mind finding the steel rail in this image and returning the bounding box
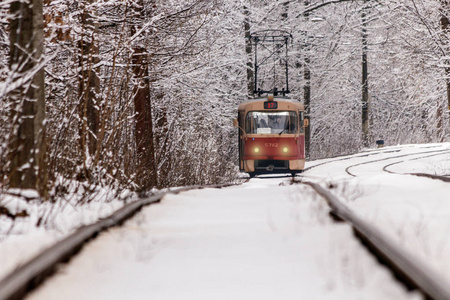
[382,152,450,183]
[0,183,236,300]
[305,181,450,300]
[404,173,450,182]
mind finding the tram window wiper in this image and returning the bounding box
[278,128,287,135]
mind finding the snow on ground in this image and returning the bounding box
[3,142,450,299]
[27,176,419,299]
[0,182,134,280]
[306,142,450,286]
[345,174,450,276]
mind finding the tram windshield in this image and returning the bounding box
[245,111,299,134]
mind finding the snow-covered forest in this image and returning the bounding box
[0,0,450,205]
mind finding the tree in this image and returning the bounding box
[7,0,47,197]
[361,1,369,147]
[131,23,157,190]
[77,0,100,173]
[4,0,450,202]
[303,0,312,158]
[440,0,450,122]
[244,5,254,98]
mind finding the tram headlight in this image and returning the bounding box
[282,147,289,153]
[254,147,260,153]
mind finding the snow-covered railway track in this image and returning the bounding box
[303,144,444,174]
[2,144,449,300]
[344,148,450,178]
[304,181,450,300]
[0,184,235,300]
[382,152,450,182]
[303,148,402,172]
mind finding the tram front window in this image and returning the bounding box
[245,111,298,134]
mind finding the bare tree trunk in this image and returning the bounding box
[8,0,47,197]
[303,0,311,158]
[154,93,169,188]
[361,3,370,147]
[78,1,100,170]
[437,102,444,141]
[440,0,450,137]
[244,6,254,98]
[132,46,157,191]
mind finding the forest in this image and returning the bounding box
[0,0,449,211]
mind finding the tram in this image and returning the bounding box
[234,95,308,177]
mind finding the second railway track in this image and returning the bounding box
[344,148,450,178]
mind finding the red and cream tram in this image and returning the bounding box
[234,95,308,177]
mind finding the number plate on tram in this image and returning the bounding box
[264,101,278,109]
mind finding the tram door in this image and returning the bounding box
[238,111,245,171]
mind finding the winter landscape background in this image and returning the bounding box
[1,0,450,224]
[2,1,450,299]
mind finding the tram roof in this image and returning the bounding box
[238,96,304,111]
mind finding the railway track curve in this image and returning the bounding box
[344,148,450,178]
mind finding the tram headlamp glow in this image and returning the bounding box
[254,147,260,153]
[282,147,289,153]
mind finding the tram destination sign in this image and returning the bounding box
[264,101,278,109]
